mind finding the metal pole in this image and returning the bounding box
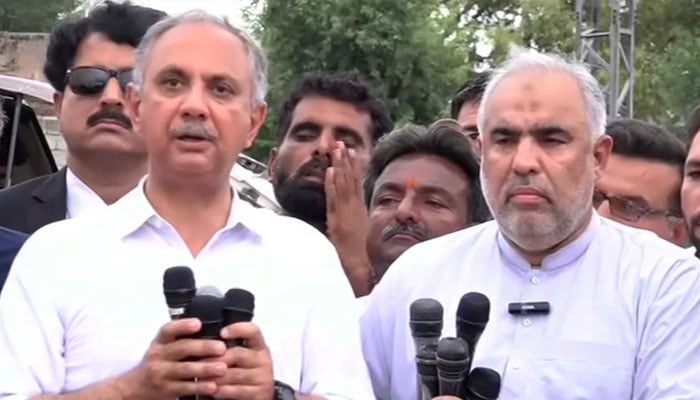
[4,93,22,188]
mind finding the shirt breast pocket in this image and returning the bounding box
[509,340,635,400]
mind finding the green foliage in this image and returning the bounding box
[0,0,82,32]
[247,0,475,161]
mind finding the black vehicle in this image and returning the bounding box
[0,75,57,189]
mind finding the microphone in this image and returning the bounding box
[410,298,443,353]
[410,299,443,400]
[184,294,224,340]
[181,294,224,400]
[222,288,255,348]
[415,347,439,400]
[197,285,223,298]
[436,337,469,398]
[163,266,196,320]
[456,292,490,373]
[465,367,501,400]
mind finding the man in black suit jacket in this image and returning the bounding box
[0,2,166,234]
[0,226,27,291]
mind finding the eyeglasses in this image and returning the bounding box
[592,189,682,222]
[65,66,134,96]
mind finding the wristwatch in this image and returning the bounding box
[274,380,296,400]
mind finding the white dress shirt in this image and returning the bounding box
[361,212,700,400]
[65,167,108,219]
[0,179,373,400]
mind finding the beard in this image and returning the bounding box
[481,168,594,253]
[272,156,331,233]
[685,216,700,257]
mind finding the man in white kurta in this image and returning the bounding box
[360,48,700,400]
[0,11,373,400]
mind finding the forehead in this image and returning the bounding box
[376,154,470,190]
[144,22,251,79]
[599,154,681,199]
[483,69,588,131]
[74,33,135,69]
[290,96,372,129]
[688,132,700,159]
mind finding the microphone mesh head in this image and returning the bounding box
[410,298,443,321]
[185,295,223,323]
[163,266,195,291]
[467,367,501,399]
[197,285,223,298]
[224,288,255,313]
[436,337,469,361]
[163,266,196,308]
[457,292,490,323]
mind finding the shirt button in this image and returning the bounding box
[531,276,540,285]
[522,318,532,327]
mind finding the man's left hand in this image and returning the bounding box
[213,322,275,400]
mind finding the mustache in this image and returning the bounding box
[294,155,331,180]
[171,120,217,141]
[86,107,132,129]
[382,221,429,242]
[504,176,552,200]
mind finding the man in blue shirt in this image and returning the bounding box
[0,226,26,291]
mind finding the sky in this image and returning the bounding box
[130,0,250,24]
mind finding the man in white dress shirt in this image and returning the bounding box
[360,48,700,400]
[0,11,373,400]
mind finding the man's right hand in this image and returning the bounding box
[119,318,228,400]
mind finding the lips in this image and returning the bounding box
[93,118,130,129]
[387,230,424,241]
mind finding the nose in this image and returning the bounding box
[99,78,125,108]
[394,195,419,224]
[313,130,335,157]
[511,137,541,176]
[179,83,209,120]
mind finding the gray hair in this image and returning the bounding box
[133,10,268,106]
[477,47,607,139]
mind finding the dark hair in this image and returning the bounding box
[606,118,686,209]
[43,1,166,92]
[606,119,686,168]
[364,119,490,224]
[686,104,700,145]
[450,71,491,119]
[275,71,393,145]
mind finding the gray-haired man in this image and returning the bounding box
[0,11,372,400]
[361,48,700,400]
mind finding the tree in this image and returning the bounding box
[246,0,478,161]
[455,0,700,138]
[0,0,82,32]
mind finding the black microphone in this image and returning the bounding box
[410,298,443,400]
[436,337,470,398]
[410,298,443,353]
[465,367,501,400]
[415,347,439,400]
[180,294,224,400]
[163,266,196,320]
[456,292,490,373]
[222,288,255,348]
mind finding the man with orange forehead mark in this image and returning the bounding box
[363,119,489,283]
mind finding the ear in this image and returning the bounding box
[244,103,268,149]
[126,83,142,134]
[53,92,64,118]
[593,134,613,181]
[267,147,278,182]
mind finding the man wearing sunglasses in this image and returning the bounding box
[595,119,688,246]
[0,1,166,234]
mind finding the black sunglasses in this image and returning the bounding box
[593,189,682,222]
[65,66,134,96]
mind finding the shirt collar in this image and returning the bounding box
[496,210,600,273]
[65,167,108,219]
[113,176,266,239]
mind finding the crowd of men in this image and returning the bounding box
[0,1,699,399]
